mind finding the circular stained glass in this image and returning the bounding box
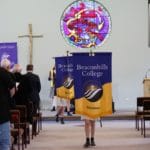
[60,0,112,49]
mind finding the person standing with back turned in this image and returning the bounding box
[0,58,15,150]
[25,64,41,121]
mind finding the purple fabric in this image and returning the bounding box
[0,42,18,68]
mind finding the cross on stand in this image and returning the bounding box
[18,24,43,64]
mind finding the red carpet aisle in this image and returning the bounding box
[25,120,150,150]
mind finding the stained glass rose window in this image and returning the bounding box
[60,0,112,49]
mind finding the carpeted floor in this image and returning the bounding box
[24,120,150,150]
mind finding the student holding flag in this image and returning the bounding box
[73,53,112,148]
[54,56,74,124]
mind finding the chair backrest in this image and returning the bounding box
[10,109,20,124]
[137,97,150,111]
[15,105,27,122]
[10,109,24,150]
[143,100,150,112]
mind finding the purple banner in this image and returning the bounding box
[0,42,18,68]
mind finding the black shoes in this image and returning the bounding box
[83,138,96,148]
[91,140,96,146]
[83,141,90,148]
[60,118,65,124]
[91,137,96,146]
[83,141,96,148]
[67,111,72,116]
[56,115,65,124]
[55,115,59,122]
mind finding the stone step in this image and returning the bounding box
[41,110,135,121]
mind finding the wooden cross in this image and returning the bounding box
[18,24,43,64]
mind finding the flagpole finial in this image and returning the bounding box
[66,50,69,56]
[89,49,94,56]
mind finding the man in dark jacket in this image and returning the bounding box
[25,64,41,115]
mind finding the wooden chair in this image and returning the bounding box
[141,100,150,137]
[135,97,150,130]
[10,109,24,150]
[135,97,145,130]
[15,105,30,147]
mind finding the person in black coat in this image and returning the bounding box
[0,58,15,149]
[25,64,41,115]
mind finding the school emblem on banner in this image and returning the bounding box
[55,56,74,100]
[73,53,112,119]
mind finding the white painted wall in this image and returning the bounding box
[0,0,149,110]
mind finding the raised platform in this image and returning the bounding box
[41,110,135,121]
